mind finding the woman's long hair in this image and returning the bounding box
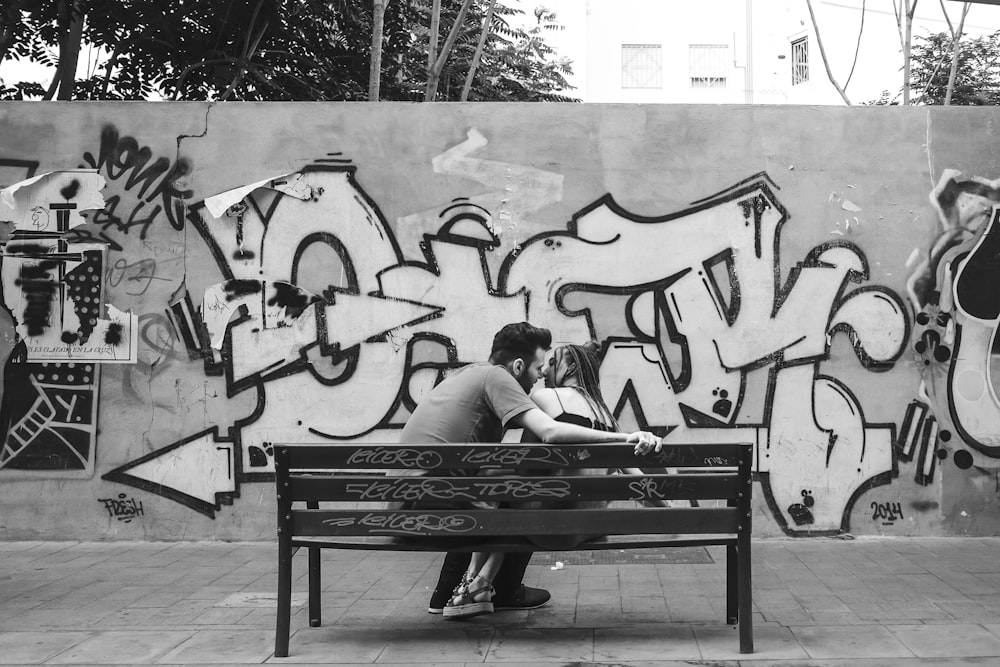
[553,341,619,430]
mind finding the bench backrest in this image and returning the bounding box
[274,442,752,540]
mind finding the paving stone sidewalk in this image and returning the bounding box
[1,537,999,665]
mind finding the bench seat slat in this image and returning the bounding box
[280,442,747,470]
[290,507,739,537]
[287,473,740,502]
[291,533,737,551]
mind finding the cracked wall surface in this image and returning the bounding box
[0,102,998,540]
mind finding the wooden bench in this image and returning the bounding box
[273,441,753,657]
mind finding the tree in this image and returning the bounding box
[2,0,368,101]
[806,0,986,107]
[427,4,576,102]
[0,0,576,102]
[910,29,1000,105]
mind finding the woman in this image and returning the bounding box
[444,341,654,618]
[522,341,624,548]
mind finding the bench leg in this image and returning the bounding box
[309,546,322,627]
[726,542,738,625]
[275,537,293,658]
[737,535,754,654]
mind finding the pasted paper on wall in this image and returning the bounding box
[0,170,106,232]
[1,169,138,363]
[203,172,312,218]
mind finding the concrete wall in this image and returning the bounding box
[0,102,997,540]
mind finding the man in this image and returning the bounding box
[398,322,661,614]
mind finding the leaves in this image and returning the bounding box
[868,30,1000,106]
[0,0,577,102]
[908,30,1000,105]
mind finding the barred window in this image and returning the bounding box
[690,44,728,88]
[622,44,662,88]
[792,37,809,85]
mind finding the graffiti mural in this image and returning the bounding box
[904,171,1000,497]
[92,130,910,535]
[12,105,1000,540]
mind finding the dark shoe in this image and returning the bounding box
[428,591,447,614]
[429,552,474,614]
[493,585,550,611]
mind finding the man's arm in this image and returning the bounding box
[508,407,661,454]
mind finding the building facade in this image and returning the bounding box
[543,0,999,105]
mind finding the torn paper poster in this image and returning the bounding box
[24,304,138,363]
[1,239,138,363]
[203,172,312,219]
[2,241,105,344]
[0,170,105,233]
[202,278,322,350]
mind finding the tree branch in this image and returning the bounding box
[218,63,247,101]
[843,0,866,90]
[252,62,329,100]
[938,0,955,38]
[913,46,952,105]
[55,0,84,100]
[461,0,497,101]
[903,0,916,103]
[171,58,237,100]
[427,0,441,77]
[369,0,389,100]
[220,7,269,102]
[893,0,905,50]
[945,3,970,105]
[805,0,851,105]
[243,0,266,56]
[98,40,123,99]
[425,0,474,100]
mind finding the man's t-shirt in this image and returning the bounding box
[399,362,536,445]
[391,362,536,523]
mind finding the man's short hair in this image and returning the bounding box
[489,322,552,365]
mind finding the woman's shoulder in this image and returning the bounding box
[533,386,592,415]
[529,387,562,414]
[529,386,558,402]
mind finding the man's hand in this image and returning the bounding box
[626,431,662,455]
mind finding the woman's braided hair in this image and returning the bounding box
[554,341,618,430]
